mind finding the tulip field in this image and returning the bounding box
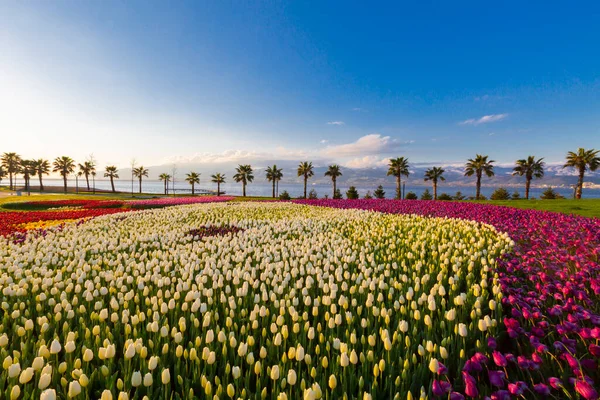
[0,198,598,399]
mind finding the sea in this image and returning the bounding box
[2,178,599,199]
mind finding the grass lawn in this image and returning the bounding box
[475,198,600,218]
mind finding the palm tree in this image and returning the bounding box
[1,152,22,190]
[265,165,283,198]
[32,159,51,191]
[512,156,545,200]
[159,173,171,195]
[133,166,149,194]
[78,161,96,191]
[297,161,314,199]
[20,160,36,191]
[104,166,119,193]
[185,172,201,195]
[324,164,342,198]
[464,154,495,200]
[424,167,446,200]
[233,165,254,197]
[0,166,5,186]
[53,156,76,193]
[563,148,600,199]
[387,157,410,199]
[211,173,226,196]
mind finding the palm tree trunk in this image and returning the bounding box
[39,173,44,191]
[525,178,531,200]
[9,172,13,190]
[164,180,167,195]
[433,181,437,200]
[272,181,275,198]
[304,177,308,199]
[333,179,337,198]
[192,183,195,195]
[476,175,481,199]
[576,167,585,199]
[243,182,246,197]
[85,175,90,191]
[396,176,401,199]
[110,177,115,193]
[217,183,221,196]
[63,175,67,193]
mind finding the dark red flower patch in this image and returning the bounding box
[187,225,244,240]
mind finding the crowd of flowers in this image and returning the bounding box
[0,197,234,238]
[128,196,234,209]
[0,202,510,399]
[295,199,600,399]
[0,208,132,237]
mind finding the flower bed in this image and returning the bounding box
[0,197,236,237]
[1,199,125,211]
[0,208,133,237]
[128,196,235,209]
[295,199,600,399]
[0,202,510,399]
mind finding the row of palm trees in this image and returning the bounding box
[1,148,598,199]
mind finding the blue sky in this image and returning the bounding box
[1,1,599,170]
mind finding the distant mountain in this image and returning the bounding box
[119,161,599,189]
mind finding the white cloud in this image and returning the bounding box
[344,156,390,169]
[460,114,508,125]
[320,134,403,158]
[327,121,345,125]
[320,139,329,144]
[162,148,310,165]
[352,107,367,112]
[489,132,496,136]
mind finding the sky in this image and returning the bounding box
[1,1,599,174]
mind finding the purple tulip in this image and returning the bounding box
[534,383,551,396]
[508,381,527,396]
[462,371,478,398]
[490,390,510,400]
[432,380,452,396]
[575,380,599,400]
[548,377,563,389]
[488,370,505,387]
[492,351,507,367]
[589,344,600,358]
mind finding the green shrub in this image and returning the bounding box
[511,191,521,200]
[490,187,510,200]
[279,191,291,200]
[373,185,386,199]
[308,189,318,199]
[333,189,342,199]
[405,192,418,200]
[540,187,565,200]
[437,193,452,201]
[346,186,359,199]
[453,191,466,200]
[363,191,373,199]
[421,189,433,200]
